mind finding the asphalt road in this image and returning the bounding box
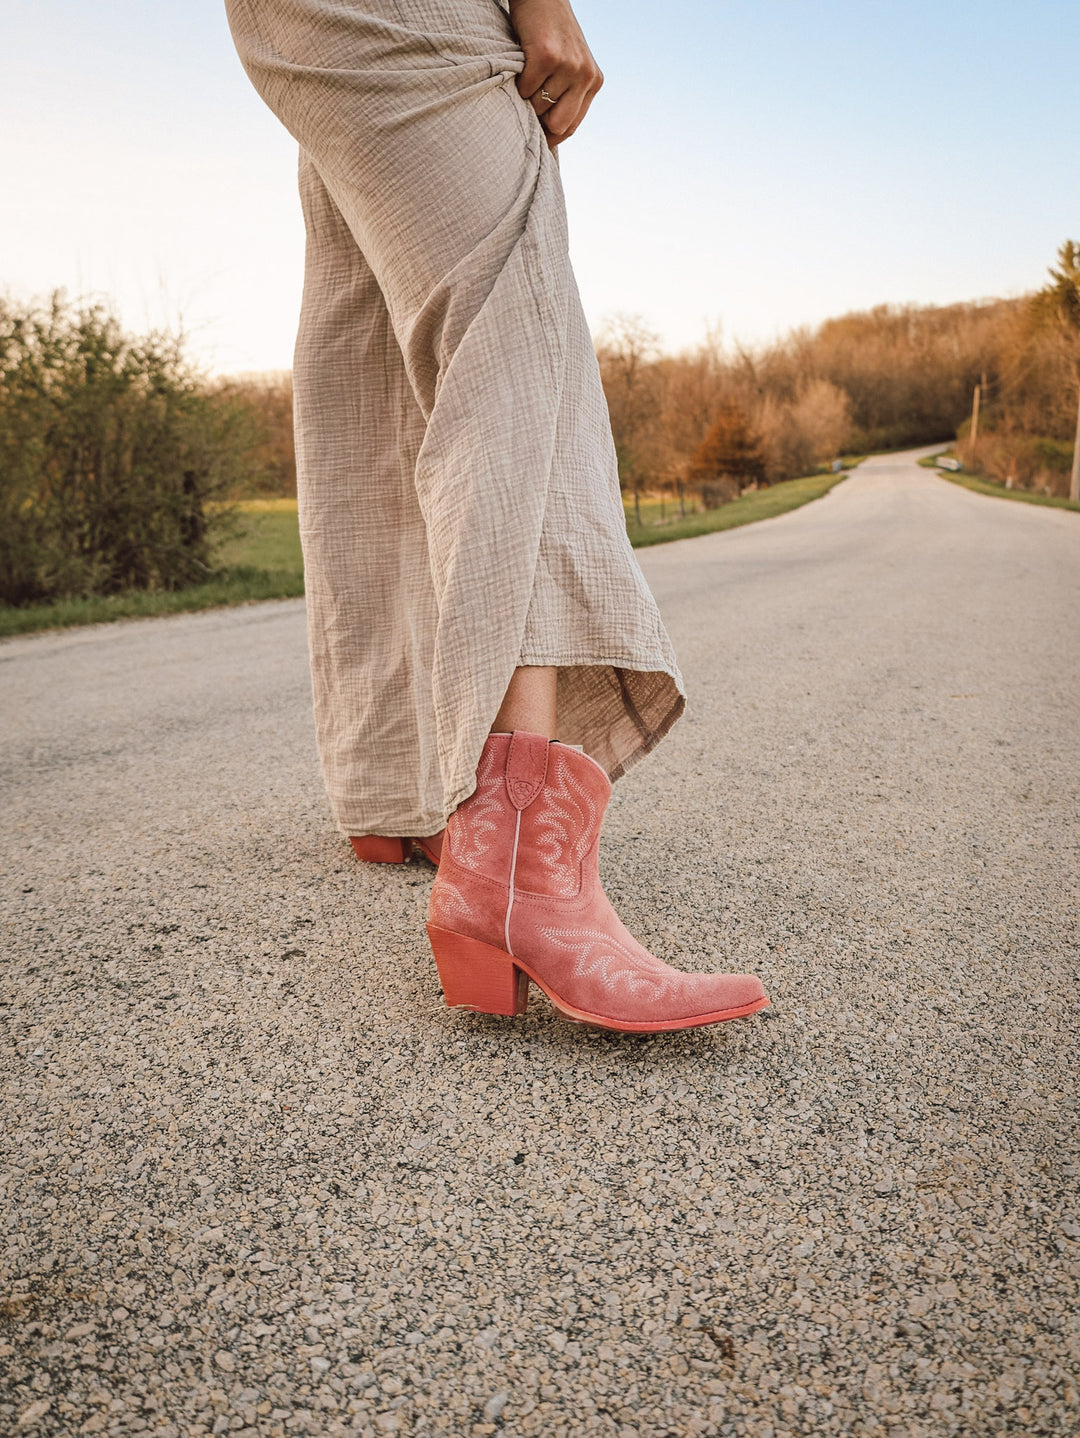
[2,448,1078,1437]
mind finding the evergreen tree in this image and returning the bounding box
[688,405,766,496]
[1032,240,1080,330]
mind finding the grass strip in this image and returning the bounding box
[0,569,305,640]
[920,454,1080,512]
[625,470,848,547]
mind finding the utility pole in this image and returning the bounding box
[1070,384,1080,504]
[970,383,981,452]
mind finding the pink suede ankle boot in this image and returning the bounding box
[427,731,769,1032]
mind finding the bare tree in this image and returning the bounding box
[595,313,663,525]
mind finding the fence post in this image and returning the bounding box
[1071,384,1080,505]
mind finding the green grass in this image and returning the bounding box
[213,501,305,572]
[1,471,852,638]
[920,453,1080,513]
[625,470,849,547]
[0,569,306,639]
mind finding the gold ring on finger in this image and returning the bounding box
[539,88,556,105]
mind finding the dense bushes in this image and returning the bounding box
[0,295,263,606]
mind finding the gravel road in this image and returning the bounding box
[2,448,1078,1437]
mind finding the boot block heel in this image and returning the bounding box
[426,924,529,1016]
[350,835,412,864]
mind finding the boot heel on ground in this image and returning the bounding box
[426,924,529,1016]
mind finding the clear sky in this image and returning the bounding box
[3,0,1078,374]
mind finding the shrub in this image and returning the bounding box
[957,426,1074,497]
[756,379,851,484]
[0,294,259,606]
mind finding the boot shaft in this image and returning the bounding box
[441,731,611,900]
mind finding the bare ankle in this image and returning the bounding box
[490,665,557,739]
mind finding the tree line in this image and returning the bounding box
[600,240,1080,512]
[1,243,1076,606]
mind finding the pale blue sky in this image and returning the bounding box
[3,0,1077,373]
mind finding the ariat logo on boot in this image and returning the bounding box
[505,732,549,808]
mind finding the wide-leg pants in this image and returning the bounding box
[225,0,685,835]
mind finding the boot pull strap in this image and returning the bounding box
[505,731,549,810]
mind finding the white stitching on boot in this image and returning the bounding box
[451,743,503,872]
[505,809,521,957]
[532,750,597,897]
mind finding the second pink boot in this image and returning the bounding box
[350,832,444,866]
[427,732,769,1032]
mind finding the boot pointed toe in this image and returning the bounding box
[689,971,769,1020]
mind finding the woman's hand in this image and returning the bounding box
[507,0,603,147]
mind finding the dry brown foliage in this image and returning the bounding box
[955,243,1080,496]
[595,243,1080,505]
[211,371,296,496]
[688,405,765,504]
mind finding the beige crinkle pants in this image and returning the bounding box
[225,0,685,836]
